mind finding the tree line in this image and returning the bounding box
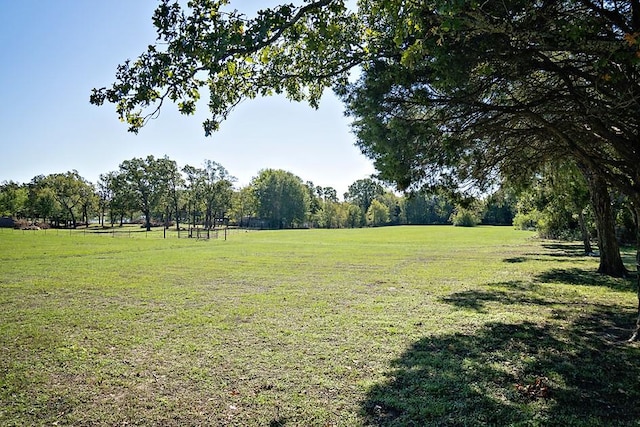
[2,154,637,246]
[0,155,471,231]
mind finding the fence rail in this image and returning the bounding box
[0,225,245,240]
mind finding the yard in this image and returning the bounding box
[1,226,638,426]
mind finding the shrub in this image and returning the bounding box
[450,208,481,227]
[513,210,542,231]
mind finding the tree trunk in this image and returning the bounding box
[69,209,77,229]
[84,205,90,228]
[189,202,196,230]
[206,207,212,230]
[175,200,181,231]
[578,210,592,254]
[144,210,151,231]
[584,168,627,277]
[628,205,640,342]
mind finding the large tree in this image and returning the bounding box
[402,190,453,225]
[0,181,27,218]
[340,0,637,276]
[42,171,93,228]
[183,160,235,229]
[251,169,309,229]
[314,185,341,228]
[344,177,385,215]
[183,164,206,228]
[200,160,235,229]
[25,175,58,225]
[102,171,137,227]
[157,156,185,231]
[119,155,174,231]
[229,185,257,227]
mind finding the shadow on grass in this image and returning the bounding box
[538,268,635,293]
[533,242,636,265]
[441,281,552,312]
[541,242,589,256]
[503,252,592,265]
[505,242,595,264]
[361,306,640,426]
[503,256,527,263]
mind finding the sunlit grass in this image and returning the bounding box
[1,226,638,425]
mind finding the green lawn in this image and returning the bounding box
[0,226,639,426]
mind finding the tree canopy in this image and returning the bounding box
[91,0,639,193]
[251,169,309,228]
[90,0,362,135]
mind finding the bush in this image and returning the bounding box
[450,208,481,227]
[513,209,583,240]
[513,210,542,231]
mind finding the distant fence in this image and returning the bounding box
[187,227,226,240]
[0,226,245,240]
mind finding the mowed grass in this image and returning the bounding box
[1,226,639,426]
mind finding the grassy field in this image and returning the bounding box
[1,225,639,426]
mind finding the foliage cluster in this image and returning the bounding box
[450,207,481,227]
[1,159,520,231]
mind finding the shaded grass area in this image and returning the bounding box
[368,293,638,426]
[0,226,638,426]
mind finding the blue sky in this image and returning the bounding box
[0,1,374,197]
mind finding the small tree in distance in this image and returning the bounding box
[450,207,481,227]
[366,199,390,227]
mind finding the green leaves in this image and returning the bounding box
[400,40,425,68]
[178,100,196,115]
[93,0,360,134]
[250,169,309,228]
